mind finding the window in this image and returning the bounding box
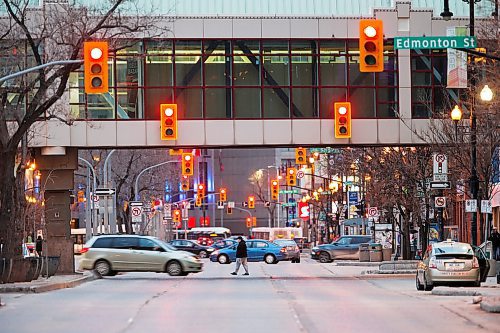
[92,237,113,248]
[139,238,158,251]
[112,237,138,249]
[254,241,268,248]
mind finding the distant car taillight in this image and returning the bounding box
[429,257,437,269]
[280,247,287,253]
[80,247,90,254]
[472,257,479,268]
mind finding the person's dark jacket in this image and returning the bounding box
[488,232,500,247]
[236,240,247,258]
[36,238,43,252]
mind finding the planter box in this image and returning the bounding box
[0,257,41,283]
[40,256,60,277]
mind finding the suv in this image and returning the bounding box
[311,235,372,263]
[79,235,203,276]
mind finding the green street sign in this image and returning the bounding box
[310,148,342,154]
[281,202,297,207]
[394,36,477,50]
[279,190,300,194]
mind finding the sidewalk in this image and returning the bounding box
[0,271,97,295]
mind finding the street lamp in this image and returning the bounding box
[440,0,453,20]
[451,105,463,138]
[480,85,493,102]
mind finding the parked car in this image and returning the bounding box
[273,239,301,263]
[416,240,490,291]
[210,239,287,264]
[79,235,203,276]
[209,239,238,251]
[168,239,215,258]
[311,235,372,263]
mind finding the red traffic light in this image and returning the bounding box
[334,102,351,138]
[84,41,108,94]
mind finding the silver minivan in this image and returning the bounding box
[79,235,203,276]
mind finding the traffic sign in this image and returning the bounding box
[394,36,477,50]
[433,153,448,182]
[430,181,451,189]
[164,203,172,218]
[95,188,116,196]
[481,200,492,214]
[131,206,143,223]
[91,193,100,209]
[264,201,271,207]
[217,201,224,209]
[242,202,248,208]
[465,199,477,213]
[129,201,143,206]
[228,201,235,208]
[296,170,305,179]
[435,197,446,208]
[367,207,379,217]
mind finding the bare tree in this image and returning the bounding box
[0,0,167,259]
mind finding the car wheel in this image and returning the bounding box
[319,252,331,263]
[166,260,183,276]
[291,258,296,263]
[264,254,276,264]
[218,254,229,264]
[94,260,112,276]
[199,250,208,258]
[423,274,434,291]
[296,257,301,263]
[416,273,424,291]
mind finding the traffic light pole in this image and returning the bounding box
[134,160,180,201]
[0,60,83,84]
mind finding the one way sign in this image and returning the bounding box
[95,188,116,196]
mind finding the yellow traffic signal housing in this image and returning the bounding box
[334,102,352,138]
[182,152,194,176]
[197,183,205,197]
[220,188,227,202]
[181,175,190,192]
[160,104,178,140]
[286,168,297,186]
[195,196,202,207]
[172,209,181,222]
[252,217,257,227]
[248,196,255,209]
[295,148,307,165]
[84,41,108,94]
[246,217,252,228]
[359,19,384,72]
[271,179,279,201]
[169,149,183,155]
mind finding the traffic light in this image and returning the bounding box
[220,188,227,202]
[169,149,183,155]
[286,168,297,186]
[181,175,190,192]
[197,183,205,197]
[295,148,306,165]
[271,179,279,201]
[248,196,255,209]
[334,102,351,138]
[227,206,233,214]
[160,104,177,140]
[195,196,202,207]
[246,217,252,228]
[252,217,257,227]
[359,19,384,72]
[172,209,181,223]
[84,41,108,94]
[181,152,194,176]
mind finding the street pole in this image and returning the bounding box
[134,160,180,201]
[102,150,116,234]
[78,157,97,239]
[468,0,479,246]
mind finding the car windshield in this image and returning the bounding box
[157,240,178,251]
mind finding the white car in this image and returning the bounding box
[79,235,203,276]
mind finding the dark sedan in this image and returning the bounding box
[168,239,215,258]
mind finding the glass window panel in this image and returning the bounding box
[204,40,231,54]
[69,88,85,119]
[349,58,375,86]
[116,57,142,87]
[412,104,431,118]
[175,40,202,54]
[412,87,432,104]
[292,88,316,118]
[319,88,347,118]
[146,40,173,54]
[263,40,288,54]
[432,57,447,86]
[68,71,84,88]
[412,72,431,85]
[145,88,174,119]
[87,92,115,119]
[434,88,456,116]
[383,55,397,72]
[233,40,260,54]
[145,57,173,86]
[291,55,315,86]
[233,55,260,86]
[115,41,142,55]
[234,88,261,118]
[116,88,143,119]
[350,88,376,118]
[291,40,317,54]
[204,56,231,86]
[175,60,202,86]
[70,103,86,119]
[205,88,231,119]
[263,55,289,86]
[412,56,431,71]
[263,88,289,118]
[377,103,398,118]
[320,57,346,86]
[377,87,398,103]
[320,40,346,54]
[175,88,202,118]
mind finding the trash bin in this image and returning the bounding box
[369,243,383,262]
[382,248,392,262]
[359,243,370,262]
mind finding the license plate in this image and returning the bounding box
[446,262,464,270]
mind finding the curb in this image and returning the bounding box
[431,289,482,296]
[0,272,98,294]
[480,296,500,313]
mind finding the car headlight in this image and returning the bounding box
[207,248,214,252]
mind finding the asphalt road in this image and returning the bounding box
[1,257,498,333]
